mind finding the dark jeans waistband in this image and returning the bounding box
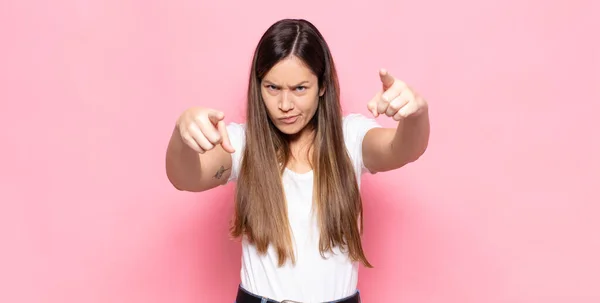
[235,285,361,303]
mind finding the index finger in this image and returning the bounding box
[379,68,395,90]
[217,120,235,153]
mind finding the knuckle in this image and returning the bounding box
[201,142,215,150]
[395,80,407,88]
[193,116,206,127]
[180,132,192,143]
[388,102,400,110]
[210,134,222,144]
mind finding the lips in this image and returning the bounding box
[279,115,299,124]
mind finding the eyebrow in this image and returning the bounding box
[263,80,310,87]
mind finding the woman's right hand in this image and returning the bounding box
[176,107,235,154]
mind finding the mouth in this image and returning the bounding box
[279,115,299,124]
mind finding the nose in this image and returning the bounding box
[278,90,294,112]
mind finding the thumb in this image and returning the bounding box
[216,120,235,153]
[207,110,225,125]
[379,68,395,90]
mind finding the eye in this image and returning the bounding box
[267,85,279,91]
[295,86,306,91]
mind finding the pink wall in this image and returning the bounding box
[1,0,599,302]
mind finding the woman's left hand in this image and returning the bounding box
[367,69,428,121]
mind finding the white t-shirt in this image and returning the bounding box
[225,113,381,302]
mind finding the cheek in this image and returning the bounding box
[297,95,319,112]
[261,94,279,114]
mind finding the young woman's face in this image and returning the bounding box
[261,56,324,137]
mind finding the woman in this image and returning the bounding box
[166,18,429,303]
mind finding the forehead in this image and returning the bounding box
[262,56,317,84]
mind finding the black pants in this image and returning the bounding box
[234,285,361,303]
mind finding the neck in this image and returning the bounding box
[287,125,314,163]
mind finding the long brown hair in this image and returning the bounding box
[230,19,372,268]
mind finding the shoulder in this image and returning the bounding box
[342,113,382,143]
[226,122,246,140]
[226,121,246,154]
[341,113,382,175]
[225,122,246,183]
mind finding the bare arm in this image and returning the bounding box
[165,126,232,192]
[165,107,235,192]
[363,107,430,173]
[364,69,430,173]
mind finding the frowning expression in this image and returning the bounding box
[261,56,324,136]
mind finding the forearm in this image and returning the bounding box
[165,126,203,191]
[391,106,430,163]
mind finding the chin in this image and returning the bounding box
[276,124,302,135]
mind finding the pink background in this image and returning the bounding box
[1,0,599,302]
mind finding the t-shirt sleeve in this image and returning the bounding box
[225,122,246,183]
[343,113,383,175]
